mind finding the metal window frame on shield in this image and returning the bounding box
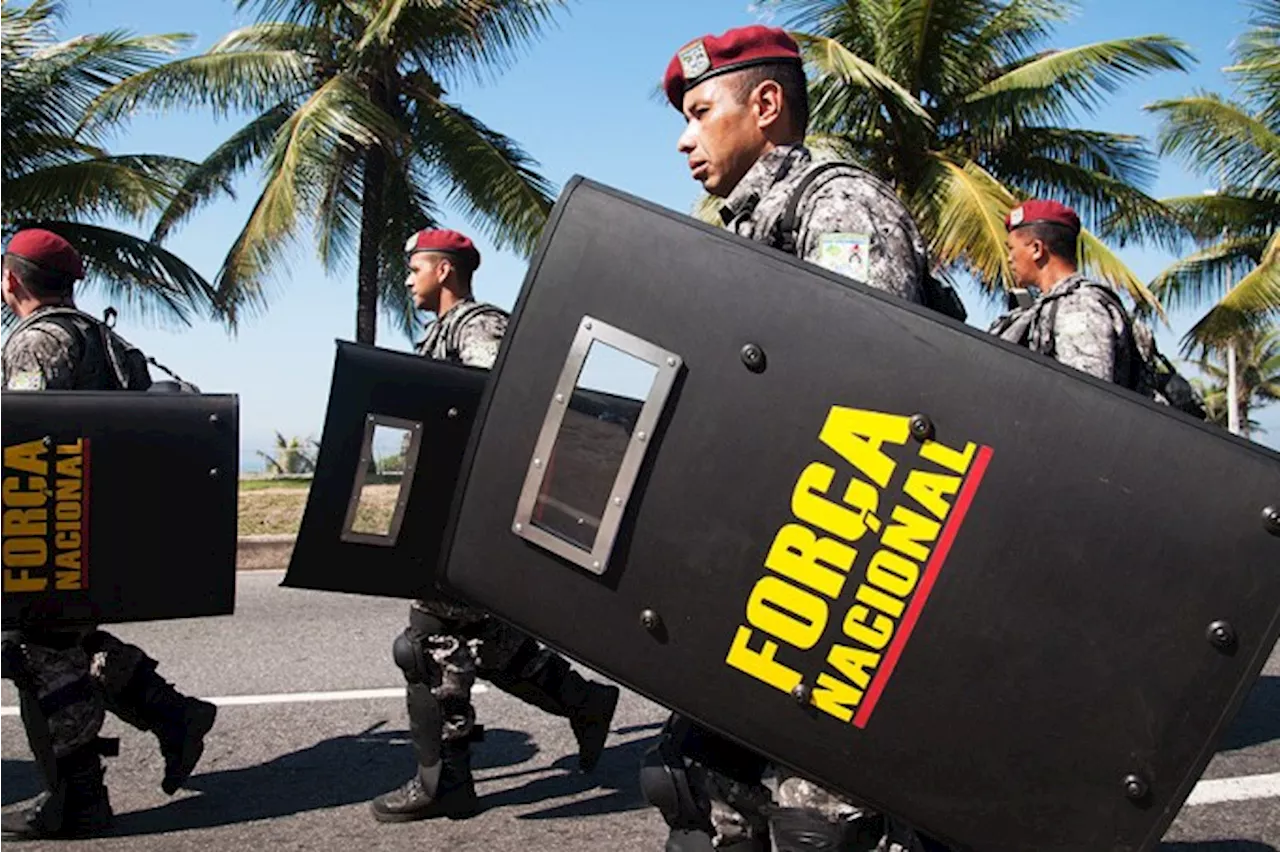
[513,316,682,575]
[340,413,424,546]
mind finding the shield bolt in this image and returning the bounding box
[740,343,767,373]
[447,407,459,419]
[1206,620,1237,651]
[639,609,662,632]
[791,683,810,705]
[209,413,220,426]
[42,435,53,448]
[208,467,220,479]
[1123,774,1149,801]
[1263,505,1280,536]
[908,414,935,442]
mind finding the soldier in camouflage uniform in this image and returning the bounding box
[370,229,621,823]
[0,229,218,840]
[990,200,1133,382]
[640,25,943,852]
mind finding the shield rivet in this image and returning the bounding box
[209,413,220,426]
[791,683,810,705]
[741,343,766,373]
[513,523,523,533]
[42,435,53,448]
[1206,620,1237,651]
[1263,505,1280,536]
[1122,774,1149,800]
[640,609,662,631]
[908,414,935,442]
[208,467,220,479]
[447,407,459,419]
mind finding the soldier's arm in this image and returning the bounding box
[456,312,507,370]
[3,326,79,390]
[797,175,926,305]
[1051,293,1121,382]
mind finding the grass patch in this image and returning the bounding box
[237,480,401,537]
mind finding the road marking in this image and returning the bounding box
[1183,771,1280,806]
[0,683,488,716]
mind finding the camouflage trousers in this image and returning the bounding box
[688,753,928,851]
[15,628,148,758]
[408,598,552,743]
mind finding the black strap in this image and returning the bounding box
[778,162,849,254]
[2,632,62,803]
[446,301,507,359]
[1041,281,1141,390]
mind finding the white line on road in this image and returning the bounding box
[0,683,488,716]
[4,688,1277,806]
[1183,771,1280,806]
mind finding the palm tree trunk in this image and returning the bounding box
[356,146,387,345]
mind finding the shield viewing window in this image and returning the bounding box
[514,317,682,575]
[341,414,423,546]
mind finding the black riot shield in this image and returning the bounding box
[437,177,1280,852]
[282,341,487,599]
[2,391,238,629]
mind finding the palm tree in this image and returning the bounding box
[1144,0,1280,349]
[1192,326,1280,439]
[756,0,1194,314]
[256,431,318,474]
[2,0,222,326]
[86,0,565,343]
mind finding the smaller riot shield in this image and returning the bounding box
[282,341,487,599]
[2,391,238,629]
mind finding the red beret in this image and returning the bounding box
[1005,200,1080,234]
[4,228,84,279]
[404,228,480,271]
[664,25,802,110]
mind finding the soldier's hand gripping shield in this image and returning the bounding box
[435,177,1280,852]
[282,341,487,599]
[2,391,238,630]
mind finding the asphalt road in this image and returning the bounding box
[3,570,1277,851]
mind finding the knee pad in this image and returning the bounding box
[392,630,430,684]
[640,742,710,833]
[767,807,883,852]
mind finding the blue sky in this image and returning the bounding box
[40,0,1280,461]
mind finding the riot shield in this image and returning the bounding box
[2,391,238,629]
[437,177,1280,852]
[282,341,487,599]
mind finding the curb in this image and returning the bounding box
[237,534,296,571]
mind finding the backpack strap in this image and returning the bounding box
[778,162,849,255]
[446,301,507,359]
[1041,280,1141,390]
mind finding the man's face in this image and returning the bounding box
[1006,229,1042,288]
[405,252,449,312]
[676,75,767,198]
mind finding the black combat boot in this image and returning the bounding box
[1,745,113,840]
[570,680,620,771]
[481,642,620,771]
[370,738,479,823]
[106,663,217,794]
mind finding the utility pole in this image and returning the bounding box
[1227,340,1241,435]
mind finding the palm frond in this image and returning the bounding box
[1151,234,1273,312]
[910,153,1016,291]
[964,36,1194,127]
[1147,93,1280,190]
[405,79,554,255]
[794,32,933,126]
[3,155,194,223]
[1076,227,1164,318]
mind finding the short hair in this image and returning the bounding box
[2,253,75,297]
[727,62,809,137]
[1019,221,1078,263]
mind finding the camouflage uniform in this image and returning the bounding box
[656,144,934,852]
[373,296,619,822]
[718,143,928,305]
[989,273,1132,383]
[2,306,217,838]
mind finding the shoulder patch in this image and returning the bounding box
[7,369,45,390]
[816,232,871,284]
